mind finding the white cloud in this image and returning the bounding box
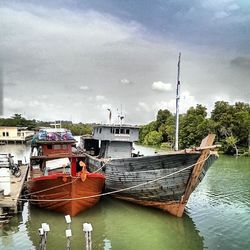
[80,86,89,91]
[153,100,175,113]
[152,81,172,92]
[3,97,25,109]
[137,102,151,112]
[180,91,196,113]
[153,90,197,114]
[39,94,48,100]
[95,95,107,101]
[120,78,133,84]
[101,103,112,110]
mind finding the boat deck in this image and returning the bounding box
[0,165,29,211]
[29,167,43,179]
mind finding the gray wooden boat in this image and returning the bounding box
[82,124,219,217]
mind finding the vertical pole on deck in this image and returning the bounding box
[71,157,77,176]
[83,223,93,250]
[175,52,181,151]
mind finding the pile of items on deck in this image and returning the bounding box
[32,129,74,143]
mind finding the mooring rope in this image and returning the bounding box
[92,160,110,173]
[16,152,211,202]
[22,177,79,197]
[21,160,111,197]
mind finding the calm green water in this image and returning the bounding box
[0,145,249,250]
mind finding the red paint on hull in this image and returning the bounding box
[28,173,105,216]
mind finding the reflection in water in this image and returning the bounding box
[25,197,203,250]
[187,155,250,250]
[0,202,34,250]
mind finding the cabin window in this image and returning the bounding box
[115,128,119,134]
[2,132,5,136]
[120,128,124,134]
[99,128,102,133]
[62,145,67,149]
[47,145,52,149]
[6,132,9,137]
[126,129,130,134]
[53,145,61,150]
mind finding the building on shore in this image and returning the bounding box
[0,126,34,144]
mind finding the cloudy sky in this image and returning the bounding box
[1,0,249,124]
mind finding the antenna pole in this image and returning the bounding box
[175,52,181,151]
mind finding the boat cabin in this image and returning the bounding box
[31,128,76,157]
[29,128,83,176]
[82,124,140,158]
[34,140,75,157]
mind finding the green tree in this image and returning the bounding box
[139,121,157,143]
[179,104,211,148]
[156,109,172,128]
[158,115,175,143]
[211,101,250,151]
[63,123,93,136]
[143,131,163,146]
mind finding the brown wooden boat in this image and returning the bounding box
[28,128,105,216]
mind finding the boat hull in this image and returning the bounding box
[28,173,105,216]
[87,152,218,217]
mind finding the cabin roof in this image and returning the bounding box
[39,128,69,133]
[34,140,76,145]
[93,124,140,129]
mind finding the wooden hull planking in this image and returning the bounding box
[87,146,218,217]
[109,153,217,217]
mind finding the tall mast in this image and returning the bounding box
[175,52,181,151]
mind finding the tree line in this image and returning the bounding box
[1,101,249,155]
[139,101,250,155]
[0,114,93,136]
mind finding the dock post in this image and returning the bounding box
[83,223,93,250]
[39,223,50,250]
[65,215,72,250]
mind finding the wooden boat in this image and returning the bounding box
[82,125,219,217]
[28,128,105,216]
[82,54,219,217]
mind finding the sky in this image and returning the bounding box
[0,0,249,124]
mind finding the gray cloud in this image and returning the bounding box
[231,57,250,69]
[4,82,17,87]
[0,1,249,124]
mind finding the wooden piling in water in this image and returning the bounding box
[39,223,50,250]
[65,215,72,250]
[83,223,93,250]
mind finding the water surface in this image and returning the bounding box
[0,144,249,249]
